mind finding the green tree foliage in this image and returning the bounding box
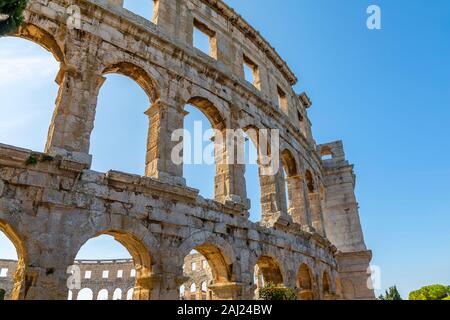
[0,0,28,36]
[378,286,402,300]
[259,283,297,301]
[409,285,450,301]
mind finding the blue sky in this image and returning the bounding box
[1,0,450,299]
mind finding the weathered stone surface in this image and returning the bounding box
[0,0,374,300]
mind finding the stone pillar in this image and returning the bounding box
[308,192,326,236]
[46,67,105,165]
[260,167,292,226]
[21,262,71,300]
[286,175,312,229]
[133,273,161,300]
[145,100,186,186]
[336,251,375,300]
[196,286,203,300]
[214,129,249,207]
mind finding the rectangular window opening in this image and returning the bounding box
[102,270,109,279]
[193,19,216,59]
[297,110,307,135]
[84,271,92,279]
[243,55,260,90]
[117,270,123,278]
[277,86,288,111]
[0,268,8,277]
[123,0,158,22]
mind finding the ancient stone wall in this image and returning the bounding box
[0,0,374,300]
[0,254,212,300]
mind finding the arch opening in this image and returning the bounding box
[297,264,314,300]
[243,128,262,222]
[77,288,93,300]
[72,231,152,300]
[183,103,216,200]
[91,64,156,175]
[182,97,227,200]
[0,220,26,300]
[113,288,122,300]
[253,255,284,299]
[322,271,331,298]
[0,33,60,152]
[305,170,315,194]
[179,243,233,301]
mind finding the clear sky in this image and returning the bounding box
[1,0,450,299]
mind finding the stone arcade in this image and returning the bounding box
[0,0,374,300]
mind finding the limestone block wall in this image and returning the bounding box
[0,254,213,300]
[0,0,374,300]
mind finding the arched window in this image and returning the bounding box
[113,288,122,300]
[73,231,152,300]
[254,256,284,299]
[323,271,331,295]
[77,288,93,300]
[182,101,221,200]
[0,221,25,300]
[190,283,197,300]
[305,170,315,193]
[179,285,185,300]
[243,129,262,222]
[97,289,109,300]
[0,36,59,152]
[179,245,229,301]
[126,288,134,300]
[297,264,314,300]
[90,72,150,175]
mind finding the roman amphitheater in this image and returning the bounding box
[0,0,374,300]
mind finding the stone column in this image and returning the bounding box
[145,100,186,186]
[260,166,292,226]
[308,192,326,237]
[46,67,105,165]
[214,129,249,207]
[196,286,203,300]
[21,262,72,300]
[286,175,312,229]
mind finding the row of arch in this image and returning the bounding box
[1,25,326,227]
[0,216,346,300]
[69,288,134,300]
